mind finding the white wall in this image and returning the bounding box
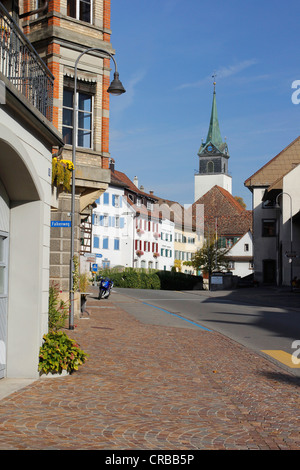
[194,173,232,201]
[226,231,254,278]
[0,112,53,378]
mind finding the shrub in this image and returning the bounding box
[48,283,68,332]
[39,331,88,375]
[97,268,161,290]
[156,270,202,290]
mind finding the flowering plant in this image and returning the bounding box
[52,157,74,192]
[153,232,161,238]
[136,250,144,257]
[38,331,88,375]
[153,252,160,258]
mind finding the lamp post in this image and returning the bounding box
[69,48,125,330]
[275,191,293,291]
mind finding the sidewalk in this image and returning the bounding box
[0,288,299,450]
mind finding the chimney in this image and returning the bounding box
[149,190,154,196]
[109,158,115,172]
[140,185,144,192]
[133,176,138,187]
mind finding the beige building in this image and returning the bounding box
[245,136,300,286]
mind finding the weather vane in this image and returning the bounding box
[212,71,217,91]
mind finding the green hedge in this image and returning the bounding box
[156,270,202,290]
[97,268,161,290]
[96,268,202,291]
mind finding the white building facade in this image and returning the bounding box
[226,230,254,278]
[92,186,135,270]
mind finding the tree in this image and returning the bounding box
[234,196,246,209]
[191,239,229,289]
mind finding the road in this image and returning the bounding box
[111,287,300,377]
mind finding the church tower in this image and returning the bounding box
[194,81,232,201]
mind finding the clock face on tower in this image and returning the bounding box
[207,145,213,152]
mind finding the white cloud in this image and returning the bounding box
[176,59,258,90]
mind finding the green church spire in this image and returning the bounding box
[198,78,228,156]
[206,81,223,147]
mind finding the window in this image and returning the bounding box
[244,244,249,252]
[62,89,93,148]
[114,238,120,250]
[262,219,276,237]
[207,161,214,173]
[103,237,109,249]
[103,214,109,227]
[67,0,92,23]
[112,195,121,208]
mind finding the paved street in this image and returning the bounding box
[0,286,300,451]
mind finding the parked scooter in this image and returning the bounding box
[98,277,113,299]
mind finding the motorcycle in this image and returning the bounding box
[98,277,113,299]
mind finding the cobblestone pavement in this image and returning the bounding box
[0,289,300,450]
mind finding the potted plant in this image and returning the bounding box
[38,283,88,376]
[52,157,74,192]
[136,250,144,257]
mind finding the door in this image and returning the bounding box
[263,259,276,285]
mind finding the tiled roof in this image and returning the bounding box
[244,136,300,188]
[191,185,252,237]
[111,170,159,201]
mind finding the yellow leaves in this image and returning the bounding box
[52,158,74,192]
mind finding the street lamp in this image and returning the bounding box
[275,191,293,291]
[69,48,125,330]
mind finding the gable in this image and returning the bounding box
[245,136,300,188]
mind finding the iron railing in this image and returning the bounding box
[0,3,54,121]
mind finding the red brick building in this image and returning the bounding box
[19,0,116,296]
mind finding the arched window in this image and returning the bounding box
[207,161,214,173]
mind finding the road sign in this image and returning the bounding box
[91,263,98,272]
[51,221,71,227]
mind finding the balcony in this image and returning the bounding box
[0,2,53,121]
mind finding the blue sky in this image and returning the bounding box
[109,0,300,209]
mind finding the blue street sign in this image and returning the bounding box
[51,221,71,227]
[91,263,98,272]
[95,253,103,258]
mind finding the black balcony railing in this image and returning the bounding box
[0,3,53,121]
